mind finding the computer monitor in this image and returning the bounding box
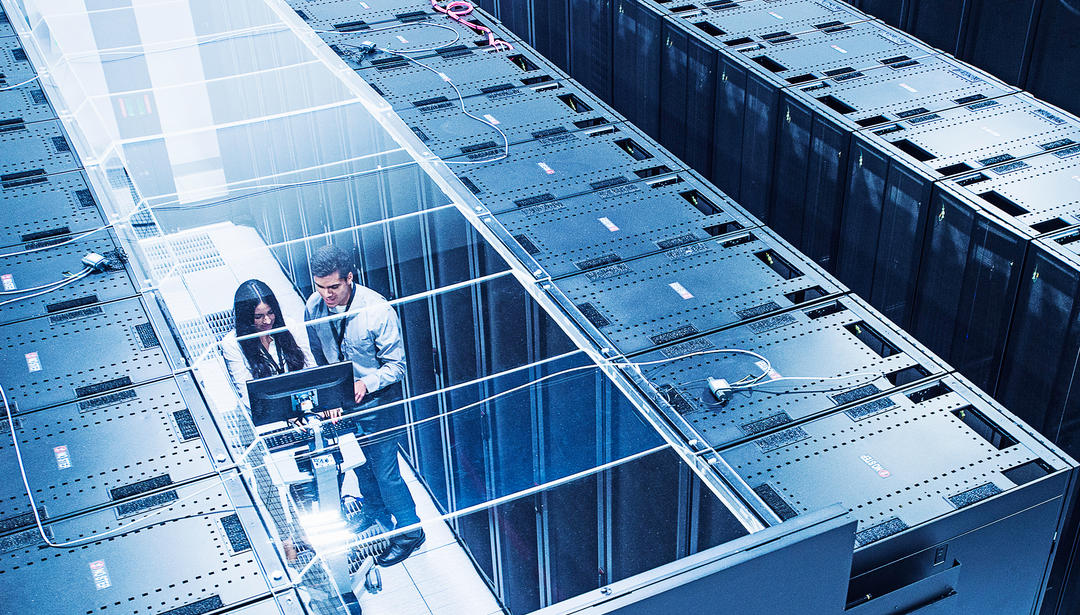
[248,362,353,427]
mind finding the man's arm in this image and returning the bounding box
[359,303,407,394]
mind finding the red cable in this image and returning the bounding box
[430,0,514,51]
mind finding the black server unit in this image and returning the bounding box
[0,118,80,177]
[493,0,534,45]
[611,0,670,139]
[335,43,562,110]
[914,148,1080,395]
[528,0,570,72]
[849,0,907,27]
[0,474,289,615]
[658,17,717,171]
[396,78,622,159]
[720,374,1076,615]
[838,93,1080,331]
[567,0,614,101]
[633,293,948,450]
[903,0,965,56]
[710,20,934,222]
[0,374,226,529]
[999,229,1080,455]
[0,295,181,413]
[959,0,1040,87]
[773,53,1015,270]
[0,229,134,326]
[492,168,757,278]
[1023,0,1080,116]
[452,121,686,214]
[550,228,845,356]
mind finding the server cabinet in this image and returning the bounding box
[528,0,569,72]
[492,168,757,278]
[711,20,934,221]
[0,374,227,529]
[336,43,562,109]
[0,295,181,413]
[396,78,622,158]
[0,474,288,615]
[1024,0,1080,115]
[0,38,52,124]
[721,374,1076,615]
[773,53,1015,269]
[685,0,870,43]
[0,229,135,326]
[454,122,686,214]
[904,0,966,55]
[913,148,1080,393]
[0,118,80,177]
[838,93,1080,329]
[960,0,1040,87]
[999,230,1080,453]
[551,228,845,356]
[658,18,718,171]
[632,293,947,450]
[611,0,670,139]
[849,0,907,27]
[567,0,613,101]
[1,169,108,250]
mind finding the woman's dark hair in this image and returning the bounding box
[233,279,306,379]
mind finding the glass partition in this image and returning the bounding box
[4,0,760,612]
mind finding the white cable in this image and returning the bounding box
[0,267,92,295]
[729,372,881,390]
[0,268,92,307]
[312,21,463,54]
[0,75,41,92]
[0,226,113,259]
[374,48,510,165]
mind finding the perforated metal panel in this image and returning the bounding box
[0,9,13,37]
[632,293,946,446]
[553,228,845,355]
[0,170,104,249]
[396,79,622,158]
[684,0,869,44]
[0,37,35,87]
[455,122,686,213]
[0,229,135,326]
[336,42,561,109]
[0,374,227,528]
[226,592,306,615]
[0,296,175,413]
[0,119,79,177]
[0,475,286,615]
[494,169,757,277]
[288,0,439,27]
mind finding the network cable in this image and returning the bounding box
[0,75,41,92]
[312,20,463,55]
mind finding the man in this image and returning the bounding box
[304,244,424,567]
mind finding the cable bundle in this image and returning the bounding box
[429,1,513,51]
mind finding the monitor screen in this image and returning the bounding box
[247,362,353,427]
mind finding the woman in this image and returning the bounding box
[221,279,316,408]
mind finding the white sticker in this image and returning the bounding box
[396,35,409,44]
[831,45,848,54]
[359,1,370,7]
[754,360,781,380]
[89,560,111,590]
[768,11,783,19]
[25,352,41,373]
[1,274,14,291]
[1073,175,1080,183]
[669,282,694,300]
[981,126,1001,137]
[898,83,917,93]
[483,114,500,125]
[53,445,71,469]
[598,217,620,232]
[537,162,555,175]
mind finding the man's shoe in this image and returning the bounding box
[376,529,425,567]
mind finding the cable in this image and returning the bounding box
[311,21,463,55]
[0,75,41,92]
[0,268,92,308]
[429,0,514,52]
[0,266,94,295]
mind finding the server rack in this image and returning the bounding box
[0,374,227,529]
[549,228,845,356]
[0,39,52,123]
[916,149,1080,396]
[0,169,104,249]
[772,53,1016,269]
[0,118,80,177]
[1022,0,1079,117]
[452,121,686,214]
[631,293,947,450]
[0,229,134,326]
[0,295,181,413]
[396,78,623,158]
[838,93,1080,330]
[611,0,671,138]
[0,8,13,37]
[720,373,1076,614]
[491,168,757,278]
[0,474,290,615]
[527,0,570,72]
[708,19,936,221]
[566,0,613,100]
